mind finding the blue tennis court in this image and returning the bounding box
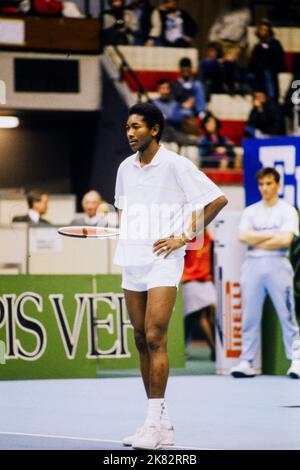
[0,375,299,450]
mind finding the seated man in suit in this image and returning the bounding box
[13,190,50,225]
[71,190,108,227]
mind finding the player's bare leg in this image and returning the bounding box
[124,286,177,449]
[145,286,177,398]
[123,289,149,395]
[131,286,177,449]
[122,289,154,447]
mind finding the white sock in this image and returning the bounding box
[161,400,172,429]
[144,399,164,427]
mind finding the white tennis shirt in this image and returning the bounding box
[239,199,299,258]
[114,144,224,266]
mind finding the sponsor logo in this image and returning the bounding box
[259,145,300,207]
[224,281,242,358]
[0,292,133,362]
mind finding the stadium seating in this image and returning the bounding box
[104,46,251,148]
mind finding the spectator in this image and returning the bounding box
[12,190,50,225]
[248,19,285,101]
[71,190,108,227]
[182,230,216,361]
[128,0,161,46]
[200,42,224,95]
[220,51,246,95]
[245,90,285,137]
[199,114,235,169]
[101,0,138,46]
[173,57,206,117]
[153,79,198,146]
[157,0,198,48]
[200,43,246,96]
[208,3,251,61]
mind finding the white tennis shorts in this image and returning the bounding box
[122,257,185,292]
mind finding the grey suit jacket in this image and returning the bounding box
[12,214,50,225]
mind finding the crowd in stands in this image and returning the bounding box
[150,53,287,168]
[2,0,298,167]
[101,0,198,48]
[98,1,295,169]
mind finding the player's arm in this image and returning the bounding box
[238,229,273,246]
[153,196,227,257]
[255,231,295,250]
[204,195,228,228]
[184,195,228,240]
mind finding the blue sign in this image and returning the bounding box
[243,136,300,208]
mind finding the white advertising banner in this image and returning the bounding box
[214,211,261,375]
[29,228,63,254]
[0,20,25,45]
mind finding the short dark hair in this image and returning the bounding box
[128,102,165,142]
[256,18,274,39]
[156,78,172,89]
[253,88,268,96]
[256,167,280,183]
[206,41,223,59]
[201,113,221,132]
[179,57,192,68]
[109,0,124,6]
[27,190,47,209]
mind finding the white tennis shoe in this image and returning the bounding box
[287,340,300,378]
[230,360,256,378]
[123,424,175,447]
[287,360,300,379]
[131,424,162,450]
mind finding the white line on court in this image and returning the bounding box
[0,431,214,450]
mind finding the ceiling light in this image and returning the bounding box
[0,117,20,128]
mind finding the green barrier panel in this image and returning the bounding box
[262,297,291,375]
[0,275,185,380]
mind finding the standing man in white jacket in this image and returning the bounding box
[231,167,300,379]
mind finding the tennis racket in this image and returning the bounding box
[57,226,120,239]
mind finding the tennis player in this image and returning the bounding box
[114,102,227,449]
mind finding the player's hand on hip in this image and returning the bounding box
[153,236,185,259]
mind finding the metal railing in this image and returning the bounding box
[112,44,151,103]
